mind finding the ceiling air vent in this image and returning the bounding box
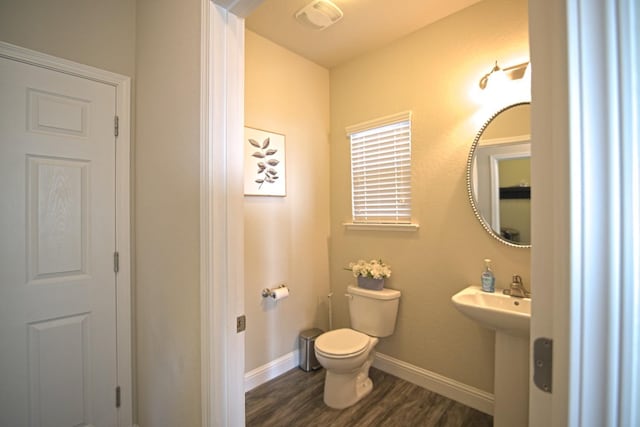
[295,0,343,31]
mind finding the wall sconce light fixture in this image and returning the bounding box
[479,60,530,90]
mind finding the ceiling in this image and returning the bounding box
[245,0,483,68]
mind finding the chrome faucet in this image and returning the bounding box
[503,275,531,298]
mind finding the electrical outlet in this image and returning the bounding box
[236,315,246,333]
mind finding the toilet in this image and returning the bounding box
[314,285,401,409]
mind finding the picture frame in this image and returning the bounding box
[244,127,286,196]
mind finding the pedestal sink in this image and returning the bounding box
[451,285,530,337]
[452,286,531,427]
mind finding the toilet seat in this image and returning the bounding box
[315,328,370,358]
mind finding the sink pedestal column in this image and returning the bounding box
[493,331,529,427]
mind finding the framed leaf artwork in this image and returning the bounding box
[244,127,286,196]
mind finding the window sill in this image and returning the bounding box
[343,222,420,232]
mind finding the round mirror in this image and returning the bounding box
[466,102,531,248]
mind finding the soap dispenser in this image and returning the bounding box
[481,258,495,293]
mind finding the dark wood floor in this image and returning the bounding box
[246,367,493,427]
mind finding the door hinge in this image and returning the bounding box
[114,115,119,137]
[115,386,121,408]
[114,251,119,273]
[533,337,553,393]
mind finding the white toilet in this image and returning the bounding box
[314,285,401,409]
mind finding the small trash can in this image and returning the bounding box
[299,328,323,371]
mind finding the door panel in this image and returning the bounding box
[0,55,118,426]
[28,313,91,427]
[28,89,90,138]
[28,156,89,282]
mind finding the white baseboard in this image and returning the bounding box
[373,352,494,415]
[244,350,299,392]
[243,349,494,415]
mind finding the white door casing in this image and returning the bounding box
[474,137,531,234]
[530,0,640,426]
[202,1,263,426]
[201,2,247,426]
[0,43,132,426]
[564,0,640,425]
[529,0,570,423]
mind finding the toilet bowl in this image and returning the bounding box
[314,285,401,409]
[314,328,379,409]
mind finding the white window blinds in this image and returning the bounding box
[347,112,412,224]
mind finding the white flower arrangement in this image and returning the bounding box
[348,259,392,280]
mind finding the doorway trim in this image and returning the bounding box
[565,0,640,425]
[200,1,247,425]
[0,41,132,426]
[530,0,640,425]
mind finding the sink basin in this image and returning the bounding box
[451,285,530,337]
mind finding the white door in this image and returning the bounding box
[0,55,119,426]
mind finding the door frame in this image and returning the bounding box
[530,0,640,425]
[563,0,640,425]
[528,0,571,421]
[0,42,132,426]
[200,1,250,425]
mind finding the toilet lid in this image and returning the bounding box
[315,328,370,357]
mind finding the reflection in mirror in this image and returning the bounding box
[467,103,531,247]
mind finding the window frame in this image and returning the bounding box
[344,111,419,231]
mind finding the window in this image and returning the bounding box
[346,111,413,225]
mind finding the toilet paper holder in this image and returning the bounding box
[261,284,289,298]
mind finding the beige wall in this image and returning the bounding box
[244,31,331,371]
[3,0,203,424]
[481,104,531,140]
[135,0,201,425]
[0,0,143,421]
[329,0,530,393]
[0,0,136,77]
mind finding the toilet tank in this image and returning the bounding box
[347,285,401,337]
